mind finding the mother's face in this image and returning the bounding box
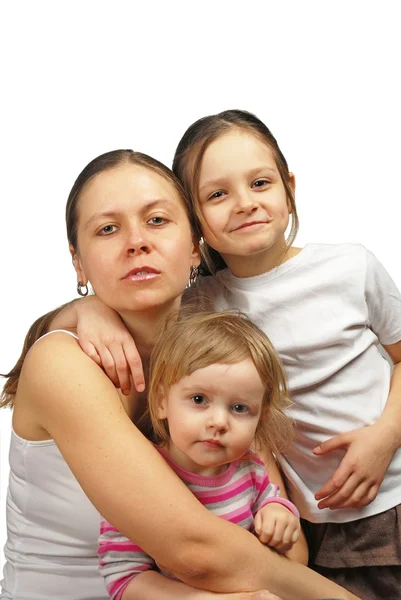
[72,164,199,315]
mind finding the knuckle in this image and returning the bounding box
[102,358,115,370]
[331,476,344,489]
[115,360,128,373]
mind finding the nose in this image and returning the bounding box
[126,225,151,255]
[234,189,258,214]
[206,406,229,432]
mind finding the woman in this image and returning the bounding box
[1,150,357,600]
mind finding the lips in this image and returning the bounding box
[123,266,160,281]
[234,220,268,231]
[202,439,223,448]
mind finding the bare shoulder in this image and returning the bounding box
[19,330,121,421]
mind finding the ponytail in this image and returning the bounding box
[0,303,71,408]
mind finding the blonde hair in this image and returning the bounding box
[173,109,299,276]
[148,311,293,456]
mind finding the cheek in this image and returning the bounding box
[82,250,115,288]
[201,207,227,240]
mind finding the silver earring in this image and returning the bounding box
[77,282,89,297]
[189,265,199,284]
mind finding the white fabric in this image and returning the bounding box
[196,243,401,523]
[1,330,108,600]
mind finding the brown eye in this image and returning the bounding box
[252,179,269,188]
[208,191,225,200]
[191,395,207,405]
[148,217,167,226]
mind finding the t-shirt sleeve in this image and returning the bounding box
[364,248,401,346]
[99,518,155,600]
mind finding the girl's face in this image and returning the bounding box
[156,359,264,476]
[72,164,199,315]
[197,129,294,277]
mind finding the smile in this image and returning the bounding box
[233,221,269,232]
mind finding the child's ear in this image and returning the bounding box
[155,384,168,419]
[287,172,296,214]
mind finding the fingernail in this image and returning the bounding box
[137,383,145,392]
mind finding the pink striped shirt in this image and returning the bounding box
[98,448,298,600]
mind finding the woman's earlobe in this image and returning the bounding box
[69,245,88,286]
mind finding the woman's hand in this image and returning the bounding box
[75,296,144,393]
[313,422,397,509]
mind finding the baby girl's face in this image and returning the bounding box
[156,358,264,476]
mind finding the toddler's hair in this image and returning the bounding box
[148,311,293,456]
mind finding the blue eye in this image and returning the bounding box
[99,224,117,235]
[191,395,207,405]
[232,403,249,414]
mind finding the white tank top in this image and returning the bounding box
[1,331,108,599]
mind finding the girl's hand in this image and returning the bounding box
[75,296,144,394]
[254,504,300,553]
[313,423,397,509]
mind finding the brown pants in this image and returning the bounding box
[302,505,401,600]
[314,564,401,600]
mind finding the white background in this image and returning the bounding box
[1,0,400,573]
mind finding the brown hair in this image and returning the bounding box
[148,311,293,456]
[172,109,299,275]
[1,150,198,409]
[66,149,198,251]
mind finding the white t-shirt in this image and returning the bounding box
[195,243,401,523]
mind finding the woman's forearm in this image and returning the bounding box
[170,532,359,600]
[122,571,265,600]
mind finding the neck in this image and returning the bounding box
[119,298,181,362]
[223,239,301,278]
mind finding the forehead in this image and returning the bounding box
[199,129,276,180]
[181,360,265,397]
[79,163,184,216]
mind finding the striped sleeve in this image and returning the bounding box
[98,518,155,600]
[251,457,299,517]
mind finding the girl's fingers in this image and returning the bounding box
[123,340,145,392]
[79,341,102,365]
[335,481,378,509]
[98,346,119,388]
[317,472,361,509]
[267,520,286,547]
[258,518,275,544]
[108,342,131,395]
[253,511,262,535]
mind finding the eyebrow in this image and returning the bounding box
[199,166,278,192]
[83,198,178,229]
